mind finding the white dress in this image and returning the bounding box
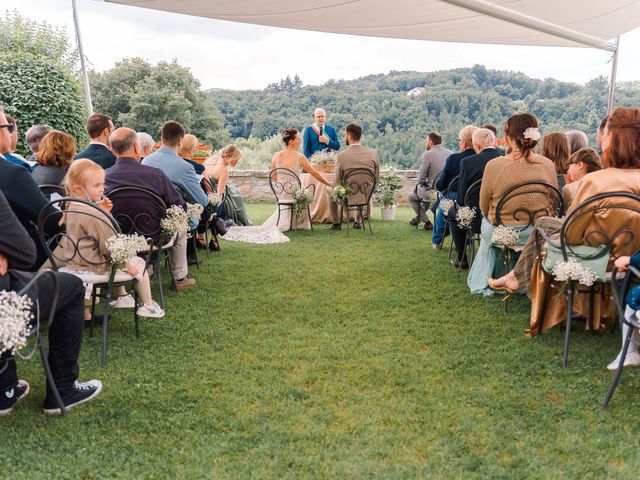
[221,153,311,244]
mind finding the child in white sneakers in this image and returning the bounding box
[60,159,164,320]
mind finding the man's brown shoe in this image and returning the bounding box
[171,277,197,292]
[423,221,434,231]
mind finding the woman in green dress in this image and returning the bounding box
[203,145,253,226]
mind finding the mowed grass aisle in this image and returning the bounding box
[3,205,640,479]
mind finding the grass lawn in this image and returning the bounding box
[3,204,640,479]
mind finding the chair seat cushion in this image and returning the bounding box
[59,267,135,284]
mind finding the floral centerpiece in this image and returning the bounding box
[0,291,34,357]
[310,151,336,173]
[293,188,314,220]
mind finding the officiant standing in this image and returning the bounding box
[303,108,340,158]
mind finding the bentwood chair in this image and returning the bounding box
[438,174,460,257]
[494,181,564,313]
[200,177,222,253]
[269,167,315,232]
[338,168,377,236]
[461,179,482,264]
[539,192,640,367]
[37,198,141,367]
[106,186,174,308]
[39,184,66,201]
[603,264,640,408]
[172,182,206,269]
[0,270,66,414]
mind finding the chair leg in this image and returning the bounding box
[447,227,454,259]
[562,282,574,368]
[38,337,66,415]
[603,324,635,408]
[156,256,164,309]
[101,285,114,368]
[502,250,510,313]
[191,231,200,269]
[588,284,595,334]
[166,251,177,292]
[308,206,314,231]
[89,285,98,338]
[133,287,140,339]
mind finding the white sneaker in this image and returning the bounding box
[110,294,135,309]
[432,243,442,250]
[136,301,165,318]
[606,350,640,371]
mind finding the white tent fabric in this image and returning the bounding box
[108,0,640,51]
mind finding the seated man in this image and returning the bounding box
[75,113,117,169]
[432,125,477,249]
[1,114,32,171]
[449,128,502,269]
[142,121,209,288]
[329,123,380,229]
[0,107,61,270]
[105,127,194,291]
[25,123,53,162]
[407,132,451,229]
[0,191,102,416]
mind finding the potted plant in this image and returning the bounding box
[375,170,403,220]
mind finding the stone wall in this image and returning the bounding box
[229,169,420,205]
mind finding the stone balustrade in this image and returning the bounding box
[228,169,420,205]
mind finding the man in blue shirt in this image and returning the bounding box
[142,121,208,291]
[303,108,340,159]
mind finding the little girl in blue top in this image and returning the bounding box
[609,252,640,370]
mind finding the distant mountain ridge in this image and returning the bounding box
[207,65,640,168]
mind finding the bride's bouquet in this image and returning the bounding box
[293,188,314,220]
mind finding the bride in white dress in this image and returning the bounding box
[222,128,332,244]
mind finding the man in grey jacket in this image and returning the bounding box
[407,132,451,229]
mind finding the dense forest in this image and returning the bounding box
[208,66,640,168]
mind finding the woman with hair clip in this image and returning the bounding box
[489,107,640,337]
[467,113,557,295]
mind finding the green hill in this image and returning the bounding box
[207,65,640,168]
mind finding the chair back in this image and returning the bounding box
[463,179,482,208]
[495,181,563,227]
[341,168,377,207]
[445,175,460,198]
[107,186,168,243]
[560,191,640,261]
[36,198,121,271]
[172,182,193,202]
[39,184,65,200]
[269,168,301,204]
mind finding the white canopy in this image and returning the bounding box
[107,0,640,51]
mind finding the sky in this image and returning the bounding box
[7,0,640,90]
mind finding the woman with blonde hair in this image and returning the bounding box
[178,134,205,174]
[31,130,76,186]
[539,132,571,190]
[203,144,253,226]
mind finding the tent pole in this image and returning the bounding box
[72,0,94,115]
[607,37,620,115]
[441,0,616,52]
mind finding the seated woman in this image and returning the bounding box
[562,148,601,207]
[539,132,570,191]
[566,129,590,154]
[467,113,557,295]
[489,107,640,335]
[31,130,75,186]
[179,134,205,174]
[203,145,253,226]
[60,159,164,321]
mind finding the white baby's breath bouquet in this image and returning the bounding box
[106,234,149,267]
[293,188,314,220]
[423,189,438,204]
[456,206,476,229]
[187,203,204,221]
[207,192,219,206]
[161,205,190,237]
[0,291,34,356]
[491,225,520,248]
[438,198,455,215]
[552,260,598,286]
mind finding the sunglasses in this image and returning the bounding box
[0,124,15,134]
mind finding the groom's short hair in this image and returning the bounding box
[345,123,362,141]
[161,121,185,147]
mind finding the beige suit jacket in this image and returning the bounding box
[334,144,380,207]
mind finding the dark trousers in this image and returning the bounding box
[0,272,84,398]
[451,224,468,262]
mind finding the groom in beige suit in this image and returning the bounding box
[329,123,380,229]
